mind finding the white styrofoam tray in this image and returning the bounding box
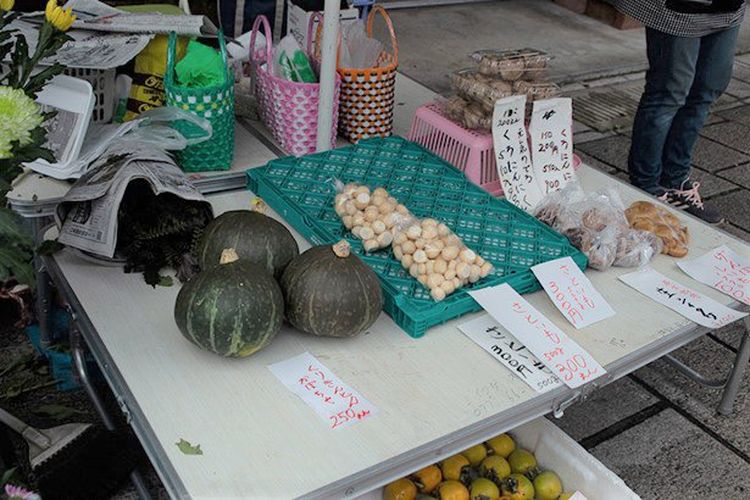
[26,74,94,180]
[357,417,640,499]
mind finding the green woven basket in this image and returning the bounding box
[165,32,235,172]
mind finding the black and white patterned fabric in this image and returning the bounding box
[610,0,746,37]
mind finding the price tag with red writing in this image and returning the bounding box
[532,256,615,329]
[619,267,747,328]
[269,352,377,430]
[469,284,606,389]
[677,245,750,306]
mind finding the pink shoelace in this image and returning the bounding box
[658,181,705,209]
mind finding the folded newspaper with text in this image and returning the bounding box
[55,141,211,258]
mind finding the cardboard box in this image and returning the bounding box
[286,1,360,50]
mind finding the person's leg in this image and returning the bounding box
[628,28,701,194]
[661,25,740,189]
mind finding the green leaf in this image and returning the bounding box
[24,63,65,98]
[0,246,34,287]
[32,404,86,421]
[36,239,64,256]
[0,208,33,246]
[176,438,203,455]
[1,467,17,487]
[157,275,174,287]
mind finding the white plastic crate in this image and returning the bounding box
[63,67,116,123]
[357,417,640,499]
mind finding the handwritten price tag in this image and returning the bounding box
[493,95,545,213]
[268,352,377,430]
[619,267,747,328]
[458,315,562,394]
[529,98,576,195]
[532,256,615,329]
[469,284,606,389]
[678,245,750,306]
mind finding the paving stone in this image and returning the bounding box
[574,130,610,144]
[550,377,659,441]
[576,135,631,172]
[702,122,750,154]
[733,62,750,83]
[713,190,750,231]
[710,320,747,353]
[573,120,591,134]
[717,221,750,243]
[590,409,750,500]
[717,164,750,188]
[717,104,750,127]
[687,169,738,199]
[692,136,750,172]
[725,78,750,100]
[574,150,618,174]
[635,336,750,454]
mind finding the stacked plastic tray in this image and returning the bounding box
[247,137,586,338]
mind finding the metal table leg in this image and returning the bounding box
[718,316,750,416]
[30,217,54,344]
[70,323,153,500]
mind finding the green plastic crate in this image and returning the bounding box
[247,137,587,338]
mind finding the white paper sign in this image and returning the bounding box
[469,284,606,389]
[529,98,576,195]
[677,245,750,306]
[569,493,588,500]
[532,256,615,329]
[619,267,748,328]
[458,315,563,393]
[269,352,377,430]
[493,95,545,212]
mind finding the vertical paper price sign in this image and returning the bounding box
[469,284,606,389]
[677,245,750,306]
[269,352,377,430]
[532,256,615,329]
[529,98,576,195]
[492,95,544,212]
[619,267,748,328]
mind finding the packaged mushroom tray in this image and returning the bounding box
[470,48,552,80]
[334,182,494,301]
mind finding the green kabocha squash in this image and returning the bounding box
[174,248,283,357]
[280,240,383,338]
[196,207,299,277]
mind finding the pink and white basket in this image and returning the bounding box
[250,14,340,156]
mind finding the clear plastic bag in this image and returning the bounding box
[625,201,689,257]
[122,107,213,149]
[274,35,317,83]
[340,21,384,69]
[391,214,494,301]
[333,180,407,252]
[535,184,660,271]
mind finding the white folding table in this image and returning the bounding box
[42,163,750,499]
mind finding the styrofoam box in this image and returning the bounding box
[286,0,360,50]
[356,417,640,499]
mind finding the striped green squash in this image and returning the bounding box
[280,240,383,338]
[196,209,299,278]
[174,249,283,357]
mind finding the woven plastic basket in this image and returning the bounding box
[336,5,398,143]
[165,32,235,172]
[250,14,340,157]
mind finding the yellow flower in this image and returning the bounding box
[0,0,14,12]
[45,0,76,31]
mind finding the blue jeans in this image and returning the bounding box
[628,25,740,194]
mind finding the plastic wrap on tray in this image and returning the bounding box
[333,181,408,252]
[534,184,661,271]
[392,214,494,302]
[470,48,551,80]
[513,80,561,101]
[441,97,493,131]
[450,69,513,111]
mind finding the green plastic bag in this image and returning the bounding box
[274,35,317,83]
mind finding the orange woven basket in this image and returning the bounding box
[337,5,398,143]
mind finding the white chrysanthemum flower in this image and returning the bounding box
[0,86,44,159]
